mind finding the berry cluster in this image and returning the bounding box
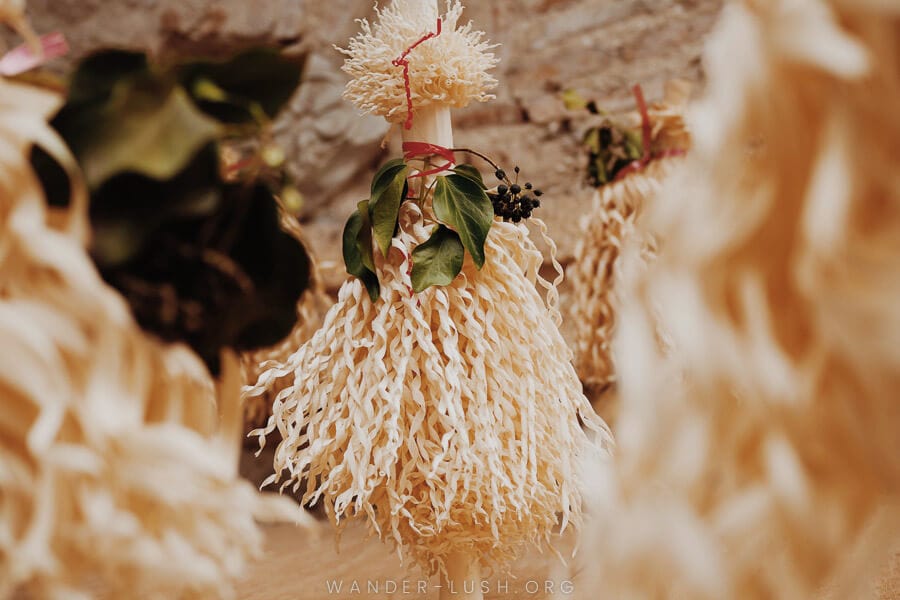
[488,167,543,223]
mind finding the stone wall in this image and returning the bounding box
[15,0,723,288]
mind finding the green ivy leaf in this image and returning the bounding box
[624,129,644,160]
[356,199,377,272]
[40,48,312,376]
[562,88,588,111]
[179,49,304,122]
[410,225,464,292]
[452,164,486,189]
[221,183,312,356]
[66,50,149,105]
[583,128,601,154]
[342,206,380,303]
[88,144,222,268]
[368,158,408,257]
[432,174,494,269]
[58,77,221,188]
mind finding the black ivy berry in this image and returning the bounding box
[599,126,613,147]
[495,169,506,180]
[487,171,544,223]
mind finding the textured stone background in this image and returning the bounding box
[17,0,723,289]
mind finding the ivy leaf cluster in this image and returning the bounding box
[32,48,310,375]
[343,161,494,300]
[563,88,644,187]
[583,124,643,187]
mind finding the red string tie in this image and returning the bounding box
[392,18,442,131]
[613,84,686,182]
[402,141,456,178]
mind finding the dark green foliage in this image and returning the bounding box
[342,204,381,303]
[368,159,408,257]
[343,158,497,298]
[432,174,493,269]
[563,88,644,187]
[583,124,643,187]
[33,48,310,375]
[410,225,464,292]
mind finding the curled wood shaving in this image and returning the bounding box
[248,199,613,576]
[570,83,690,393]
[584,1,900,597]
[337,0,499,124]
[0,61,306,599]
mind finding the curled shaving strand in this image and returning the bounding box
[584,1,900,597]
[569,159,680,391]
[241,206,331,432]
[569,84,691,392]
[0,73,306,598]
[251,203,612,576]
[529,217,564,327]
[337,0,499,123]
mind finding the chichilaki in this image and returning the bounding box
[584,0,900,597]
[250,0,612,591]
[569,81,691,395]
[0,8,307,597]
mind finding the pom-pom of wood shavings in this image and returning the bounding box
[582,1,900,598]
[241,210,331,433]
[338,0,498,123]
[570,84,690,395]
[0,77,306,599]
[250,201,613,576]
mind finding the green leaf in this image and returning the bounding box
[67,50,149,105]
[61,77,222,188]
[223,183,312,356]
[624,129,645,160]
[87,145,222,268]
[432,174,494,269]
[452,164,486,189]
[92,181,312,376]
[356,199,377,272]
[45,49,315,376]
[370,158,407,197]
[562,88,588,111]
[342,206,380,303]
[179,49,305,121]
[368,159,408,257]
[410,225,465,292]
[583,128,601,153]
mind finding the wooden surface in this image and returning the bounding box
[236,521,581,600]
[237,519,900,600]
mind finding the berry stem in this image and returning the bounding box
[449,148,511,185]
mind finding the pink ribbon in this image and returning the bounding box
[0,32,69,76]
